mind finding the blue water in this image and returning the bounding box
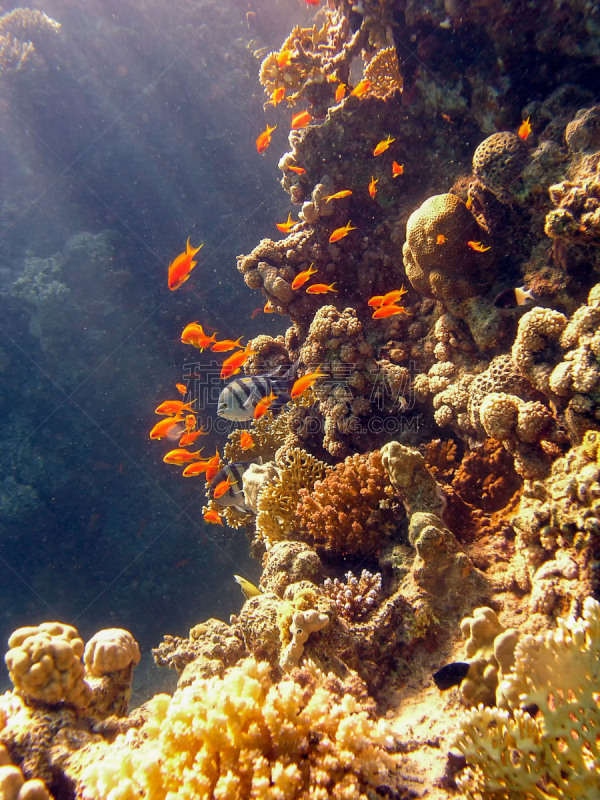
[0,0,308,690]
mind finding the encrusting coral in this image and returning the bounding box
[78,657,402,800]
[453,596,600,798]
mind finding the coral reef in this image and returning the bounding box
[322,570,383,623]
[78,657,403,800]
[454,597,600,798]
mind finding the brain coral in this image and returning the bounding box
[472,131,528,202]
[5,622,90,708]
[296,450,400,555]
[454,596,600,798]
[402,194,500,349]
[79,657,400,800]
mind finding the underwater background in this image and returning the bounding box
[0,0,310,691]
[0,0,599,796]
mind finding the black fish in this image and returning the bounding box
[432,661,470,690]
[208,461,255,513]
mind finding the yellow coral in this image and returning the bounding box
[5,622,90,708]
[255,447,329,547]
[363,47,402,99]
[79,657,398,800]
[454,596,600,798]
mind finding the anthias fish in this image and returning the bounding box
[373,135,395,156]
[207,462,254,513]
[168,238,203,291]
[256,124,277,154]
[329,221,356,242]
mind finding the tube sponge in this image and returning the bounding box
[79,657,399,800]
[453,596,600,798]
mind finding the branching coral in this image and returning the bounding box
[78,657,401,800]
[295,449,400,555]
[0,8,61,73]
[322,570,383,622]
[255,447,329,548]
[453,597,600,798]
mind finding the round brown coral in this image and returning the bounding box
[295,450,400,555]
[472,131,528,202]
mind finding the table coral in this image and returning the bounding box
[79,657,402,800]
[453,597,600,798]
[295,449,400,555]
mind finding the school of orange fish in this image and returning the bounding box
[153,55,534,525]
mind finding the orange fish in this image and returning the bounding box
[221,343,256,380]
[276,212,298,233]
[204,454,222,481]
[291,264,318,290]
[239,431,254,450]
[518,117,532,140]
[322,190,352,203]
[181,322,217,350]
[155,399,196,416]
[254,390,278,420]
[437,234,447,244]
[465,196,473,210]
[168,238,203,291]
[182,460,210,477]
[256,124,277,154]
[290,366,327,398]
[373,136,395,156]
[179,426,208,446]
[251,307,264,318]
[175,383,187,395]
[351,79,371,98]
[303,0,320,5]
[368,176,378,198]
[306,282,337,294]
[213,475,236,499]
[276,49,291,68]
[382,287,407,305]
[329,221,356,242]
[287,164,306,175]
[211,336,244,352]
[163,448,205,465]
[335,83,346,102]
[467,241,491,252]
[203,509,223,525]
[392,161,404,177]
[149,413,185,440]
[291,110,313,129]
[372,304,407,319]
[266,87,285,107]
[263,300,276,313]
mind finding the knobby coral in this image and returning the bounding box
[453,596,600,798]
[79,657,401,800]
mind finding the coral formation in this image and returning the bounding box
[454,597,600,798]
[322,570,383,623]
[295,449,400,555]
[472,131,529,203]
[79,657,401,800]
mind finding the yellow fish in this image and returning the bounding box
[234,574,262,599]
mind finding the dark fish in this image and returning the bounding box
[494,285,538,308]
[432,661,470,690]
[207,461,254,513]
